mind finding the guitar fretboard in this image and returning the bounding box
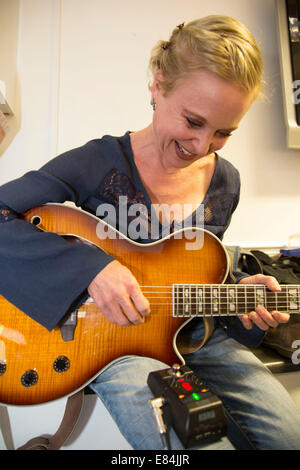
[172,284,300,317]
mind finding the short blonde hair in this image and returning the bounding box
[148,15,263,100]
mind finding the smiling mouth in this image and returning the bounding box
[175,141,195,158]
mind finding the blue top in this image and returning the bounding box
[0,132,264,346]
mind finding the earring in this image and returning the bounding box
[151,99,156,111]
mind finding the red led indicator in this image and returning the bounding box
[177,378,193,392]
[181,382,193,391]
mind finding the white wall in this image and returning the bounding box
[0,0,60,174]
[1,0,300,451]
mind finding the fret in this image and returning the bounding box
[172,284,175,315]
[274,290,278,312]
[180,284,185,316]
[237,284,245,315]
[205,286,213,315]
[174,284,183,317]
[173,285,180,315]
[184,285,191,316]
[197,286,204,314]
[266,290,277,312]
[245,286,256,313]
[275,290,279,311]
[212,286,220,314]
[220,286,228,316]
[287,287,299,310]
[202,286,206,314]
[173,284,178,316]
[174,284,177,316]
[255,286,266,307]
[190,286,197,316]
[228,286,237,314]
[285,286,289,310]
[296,286,300,311]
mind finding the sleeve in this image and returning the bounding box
[0,140,115,331]
[224,319,266,347]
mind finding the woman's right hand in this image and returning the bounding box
[87,260,150,326]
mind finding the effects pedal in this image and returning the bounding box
[147,364,227,448]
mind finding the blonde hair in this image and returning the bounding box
[148,15,263,100]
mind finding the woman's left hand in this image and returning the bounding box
[238,274,290,331]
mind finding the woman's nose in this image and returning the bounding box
[192,130,215,157]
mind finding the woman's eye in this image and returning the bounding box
[186,117,203,128]
[186,117,232,138]
[217,130,232,138]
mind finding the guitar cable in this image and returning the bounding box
[149,397,171,450]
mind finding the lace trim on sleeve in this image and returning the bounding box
[99,169,147,207]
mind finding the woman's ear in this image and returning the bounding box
[155,69,165,84]
[152,69,164,102]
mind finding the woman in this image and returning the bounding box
[0,16,299,450]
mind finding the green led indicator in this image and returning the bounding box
[192,393,200,400]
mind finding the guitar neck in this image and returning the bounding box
[172,284,300,317]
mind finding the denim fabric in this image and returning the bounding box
[89,355,234,450]
[90,322,300,450]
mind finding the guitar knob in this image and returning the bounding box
[21,370,38,387]
[0,360,6,375]
[53,356,70,373]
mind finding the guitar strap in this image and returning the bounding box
[0,389,84,450]
[176,317,215,355]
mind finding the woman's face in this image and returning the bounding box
[151,69,254,169]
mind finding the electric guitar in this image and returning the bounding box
[0,204,299,406]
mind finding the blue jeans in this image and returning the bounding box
[90,321,300,450]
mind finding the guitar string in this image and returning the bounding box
[84,286,300,311]
[140,284,300,293]
[138,285,300,287]
[81,310,298,317]
[141,289,298,302]
[146,302,298,311]
[84,299,299,311]
[84,289,299,309]
[146,303,297,309]
[140,286,299,307]
[85,296,299,305]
